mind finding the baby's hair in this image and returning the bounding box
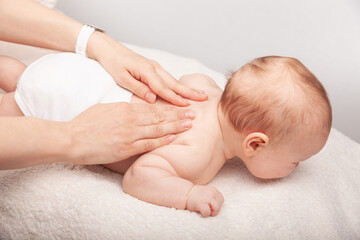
[219,56,332,142]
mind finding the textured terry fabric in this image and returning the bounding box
[0,42,359,240]
[14,52,132,121]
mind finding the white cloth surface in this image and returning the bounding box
[14,52,132,121]
[0,42,359,240]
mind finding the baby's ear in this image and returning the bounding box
[243,132,269,157]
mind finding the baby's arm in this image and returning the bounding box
[123,150,224,217]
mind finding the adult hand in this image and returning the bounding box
[67,102,195,165]
[1,0,207,106]
[87,32,208,106]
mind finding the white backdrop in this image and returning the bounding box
[57,0,360,143]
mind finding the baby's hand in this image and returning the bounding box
[185,185,224,217]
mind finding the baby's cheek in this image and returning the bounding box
[262,166,294,179]
[246,166,276,179]
[279,166,297,178]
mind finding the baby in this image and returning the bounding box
[0,53,332,217]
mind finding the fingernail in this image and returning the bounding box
[196,89,207,95]
[167,135,176,142]
[185,110,196,119]
[182,99,190,106]
[145,92,156,103]
[182,119,192,128]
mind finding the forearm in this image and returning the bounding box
[0,116,73,170]
[0,0,123,64]
[0,0,82,52]
[123,154,194,210]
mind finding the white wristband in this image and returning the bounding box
[75,25,95,57]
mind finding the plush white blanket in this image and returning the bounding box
[0,42,359,239]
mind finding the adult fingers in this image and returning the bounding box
[119,71,157,103]
[136,119,192,139]
[134,108,196,126]
[129,102,193,115]
[130,134,177,155]
[157,69,208,101]
[141,69,190,106]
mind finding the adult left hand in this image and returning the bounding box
[87,32,208,106]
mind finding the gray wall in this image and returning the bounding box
[57,0,360,143]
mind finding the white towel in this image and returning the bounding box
[0,42,359,239]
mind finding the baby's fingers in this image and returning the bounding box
[211,191,224,216]
[199,204,212,218]
[209,199,223,217]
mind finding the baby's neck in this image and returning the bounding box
[216,103,239,160]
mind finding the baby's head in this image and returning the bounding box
[219,56,332,179]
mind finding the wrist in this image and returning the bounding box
[0,117,75,170]
[185,184,196,210]
[86,31,135,67]
[40,119,75,165]
[14,118,74,168]
[61,121,86,165]
[86,31,116,62]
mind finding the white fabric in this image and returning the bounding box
[14,52,132,121]
[0,42,359,239]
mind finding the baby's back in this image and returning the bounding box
[128,74,226,184]
[17,52,227,184]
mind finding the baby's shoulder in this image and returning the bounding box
[179,74,221,92]
[150,143,215,182]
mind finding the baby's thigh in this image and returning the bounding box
[0,92,24,117]
[0,55,26,92]
[103,154,140,174]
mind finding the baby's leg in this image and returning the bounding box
[0,55,26,92]
[0,92,24,116]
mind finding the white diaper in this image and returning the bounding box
[14,53,132,121]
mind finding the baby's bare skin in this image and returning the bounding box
[105,74,227,217]
[0,54,226,217]
[108,72,328,218]
[1,55,329,218]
